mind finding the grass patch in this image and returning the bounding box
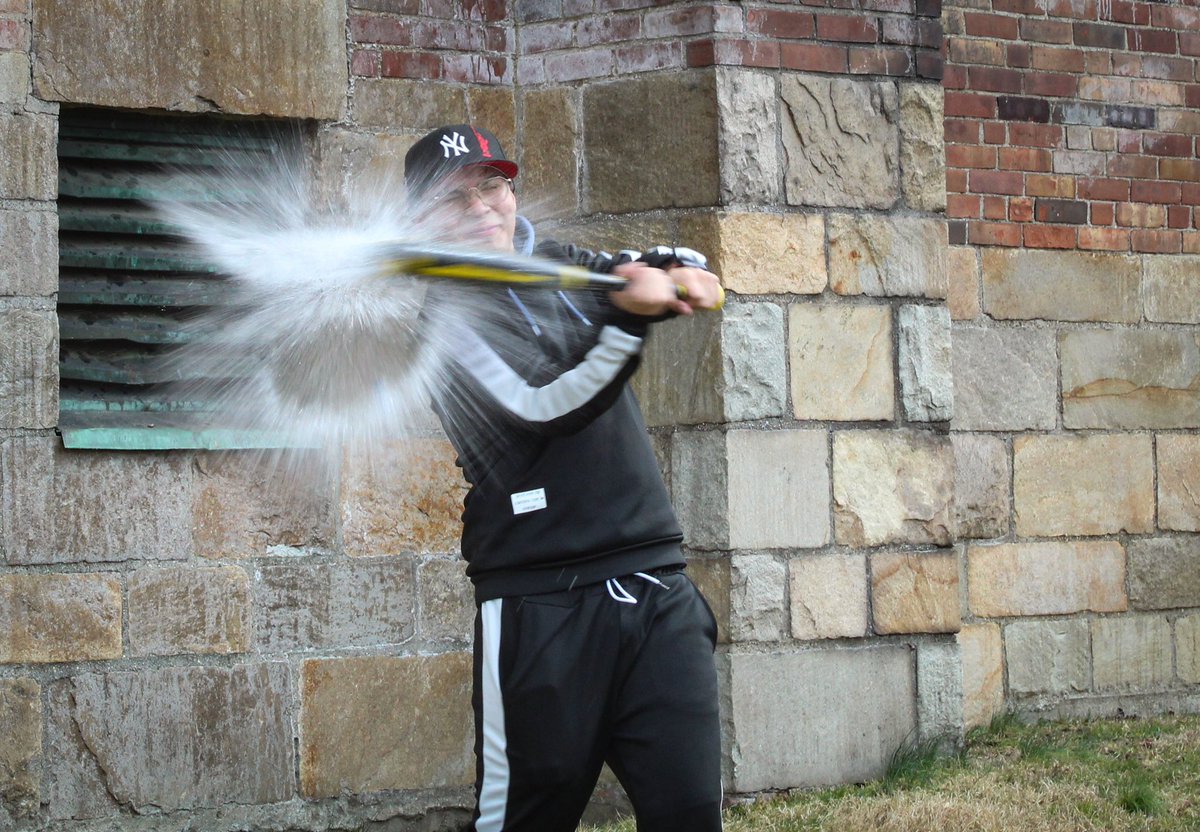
[581,713,1200,832]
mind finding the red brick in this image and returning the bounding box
[485,25,508,52]
[1079,227,1130,250]
[863,0,915,12]
[881,17,940,48]
[992,0,1044,13]
[575,14,641,47]
[1181,33,1200,58]
[351,48,381,76]
[948,37,1006,66]
[1130,181,1181,204]
[462,0,506,21]
[1030,46,1085,72]
[948,194,982,218]
[616,41,684,73]
[1073,21,1125,49]
[1035,198,1089,223]
[1107,156,1157,179]
[948,144,998,169]
[350,14,414,46]
[412,18,488,50]
[1161,159,1200,183]
[1091,202,1115,225]
[915,0,941,17]
[642,6,723,38]
[964,12,1019,40]
[1144,133,1193,157]
[1027,174,1076,197]
[1006,44,1031,68]
[983,122,1007,144]
[1085,51,1112,75]
[969,169,1025,195]
[1025,72,1078,98]
[1117,203,1167,227]
[780,42,846,72]
[968,221,1022,246]
[1132,229,1182,253]
[1131,29,1178,54]
[687,39,716,67]
[1169,205,1192,229]
[943,64,968,90]
[422,0,455,17]
[0,18,26,51]
[999,146,1052,172]
[521,20,574,53]
[1021,18,1073,44]
[1136,56,1194,83]
[1008,123,1062,148]
[1189,86,1200,110]
[815,14,879,43]
[948,168,969,193]
[1101,0,1148,24]
[543,47,614,82]
[983,195,1008,219]
[1151,5,1200,29]
[695,38,782,68]
[1047,0,1099,20]
[746,8,815,39]
[945,119,981,143]
[442,53,508,84]
[1078,177,1131,201]
[1183,232,1200,254]
[916,49,943,79]
[1116,131,1141,154]
[848,46,913,75]
[1024,225,1077,248]
[381,50,442,79]
[1009,196,1034,221]
[1183,183,1200,206]
[969,66,1023,93]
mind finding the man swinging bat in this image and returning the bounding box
[406,124,725,832]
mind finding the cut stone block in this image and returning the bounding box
[1127,536,1200,611]
[725,647,916,792]
[730,554,786,643]
[789,553,868,641]
[417,556,474,643]
[951,432,1010,540]
[0,678,40,817]
[1061,329,1200,429]
[0,308,57,430]
[833,430,953,547]
[1158,435,1200,531]
[981,249,1140,323]
[0,51,30,104]
[520,86,578,213]
[717,68,782,205]
[790,303,894,422]
[1092,615,1173,692]
[0,573,121,663]
[1013,433,1154,536]
[781,74,900,210]
[687,556,731,645]
[46,664,293,813]
[828,214,947,298]
[967,541,1127,617]
[354,78,468,131]
[127,566,251,657]
[678,211,826,295]
[870,551,961,635]
[952,325,1057,431]
[0,111,56,200]
[1179,614,1200,685]
[897,304,953,422]
[719,302,788,421]
[947,245,980,321]
[1,436,193,564]
[33,0,346,118]
[1004,619,1090,695]
[300,654,473,796]
[916,640,964,746]
[1144,255,1200,323]
[958,623,1004,731]
[900,82,947,213]
[0,208,56,296]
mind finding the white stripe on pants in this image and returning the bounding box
[476,598,509,832]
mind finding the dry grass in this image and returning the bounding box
[583,713,1200,832]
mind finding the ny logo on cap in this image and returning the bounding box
[440,131,469,158]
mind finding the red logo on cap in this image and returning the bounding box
[473,128,492,158]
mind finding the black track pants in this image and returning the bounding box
[470,569,723,832]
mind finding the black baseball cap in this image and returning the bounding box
[404,124,519,196]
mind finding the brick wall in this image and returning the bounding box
[945,0,1200,252]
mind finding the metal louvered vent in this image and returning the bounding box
[57,108,292,450]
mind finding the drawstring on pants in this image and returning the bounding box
[605,572,670,605]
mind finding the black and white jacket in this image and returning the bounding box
[429,219,685,602]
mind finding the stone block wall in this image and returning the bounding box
[947,0,1200,728]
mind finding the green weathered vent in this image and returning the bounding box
[58,411,298,451]
[58,273,232,306]
[59,344,185,385]
[58,309,208,344]
[58,202,182,235]
[59,162,253,203]
[59,235,214,272]
[58,138,271,167]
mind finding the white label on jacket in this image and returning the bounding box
[510,488,547,515]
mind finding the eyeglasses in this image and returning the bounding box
[435,175,514,211]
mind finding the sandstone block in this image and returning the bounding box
[947,246,980,320]
[543,213,677,257]
[253,558,416,652]
[1178,614,1200,684]
[585,71,719,213]
[520,87,578,213]
[0,111,55,200]
[0,207,56,296]
[981,249,1140,322]
[790,303,894,421]
[958,623,1004,731]
[634,305,724,426]
[0,51,30,104]
[833,430,953,547]
[951,325,1058,431]
[46,665,293,813]
[0,573,121,663]
[1145,255,1200,323]
[1013,433,1154,536]
[1,436,193,564]
[0,678,40,817]
[828,214,948,298]
[354,79,468,131]
[0,308,57,430]
[686,556,731,645]
[1158,435,1200,531]
[1004,619,1089,695]
[730,555,786,642]
[670,430,728,550]
[678,211,826,295]
[300,654,473,796]
[917,641,964,746]
[1061,329,1200,429]
[33,0,345,118]
[1128,536,1200,611]
[128,566,250,657]
[719,301,788,421]
[466,87,516,163]
[967,541,1127,617]
[341,438,468,556]
[717,68,782,204]
[725,647,916,791]
[728,429,830,549]
[789,553,868,641]
[314,129,414,208]
[417,556,474,643]
[951,432,1010,540]
[193,451,336,558]
[1092,615,1173,691]
[871,551,961,635]
[781,75,900,209]
[899,82,947,212]
[898,304,953,422]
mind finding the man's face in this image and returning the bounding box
[428,165,518,253]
